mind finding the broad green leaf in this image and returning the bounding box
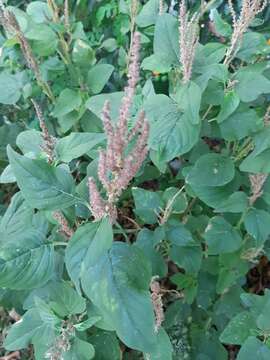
[171,273,198,304]
[144,328,173,360]
[0,71,22,104]
[88,330,121,360]
[63,338,95,360]
[153,14,179,66]
[145,95,200,163]
[219,311,256,345]
[26,1,52,23]
[240,127,270,173]
[74,316,101,331]
[0,243,54,289]
[72,39,95,66]
[166,223,194,246]
[87,64,114,94]
[193,43,226,73]
[55,132,105,162]
[132,187,162,224]
[141,54,171,73]
[214,192,248,213]
[52,89,82,118]
[174,81,202,125]
[48,281,86,317]
[16,130,43,157]
[211,9,232,37]
[81,242,156,352]
[169,243,202,273]
[216,91,240,124]
[235,69,270,102]
[244,209,270,246]
[86,92,124,123]
[4,308,53,350]
[237,337,270,360]
[0,164,16,183]
[186,153,235,187]
[7,146,77,210]
[204,216,242,255]
[136,0,160,28]
[136,228,167,277]
[219,105,263,141]
[237,32,270,62]
[65,218,113,292]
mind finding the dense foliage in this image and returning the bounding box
[1,0,270,359]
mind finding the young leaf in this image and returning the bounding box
[237,337,270,360]
[87,64,114,94]
[244,209,270,246]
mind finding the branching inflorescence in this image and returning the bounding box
[178,1,199,83]
[249,173,268,205]
[224,0,268,65]
[88,32,149,224]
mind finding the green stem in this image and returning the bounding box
[53,241,68,246]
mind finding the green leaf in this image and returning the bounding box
[0,71,22,104]
[55,132,105,162]
[167,224,202,273]
[136,0,160,28]
[132,187,162,224]
[0,242,54,290]
[216,91,240,124]
[65,218,113,292]
[153,14,179,66]
[72,39,95,66]
[214,192,248,213]
[63,338,95,360]
[144,328,173,360]
[52,89,82,118]
[136,228,167,278]
[162,187,187,214]
[4,308,53,350]
[16,130,43,157]
[235,68,270,102]
[211,9,232,37]
[193,43,226,72]
[237,32,270,62]
[171,273,198,304]
[244,209,270,246]
[26,1,52,23]
[7,146,77,210]
[186,153,235,187]
[141,54,171,73]
[175,81,202,125]
[240,127,270,173]
[48,281,86,317]
[144,95,200,163]
[87,64,114,94]
[219,104,263,141]
[74,316,102,331]
[219,311,256,345]
[204,216,242,255]
[86,92,124,123]
[237,337,270,360]
[81,242,156,352]
[88,330,121,360]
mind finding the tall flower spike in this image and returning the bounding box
[88,32,149,223]
[179,1,199,83]
[31,99,56,163]
[0,6,42,83]
[224,0,268,65]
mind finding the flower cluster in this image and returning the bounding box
[88,32,149,223]
[249,173,268,205]
[224,0,267,65]
[31,99,56,164]
[53,211,74,239]
[150,278,164,333]
[178,1,199,83]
